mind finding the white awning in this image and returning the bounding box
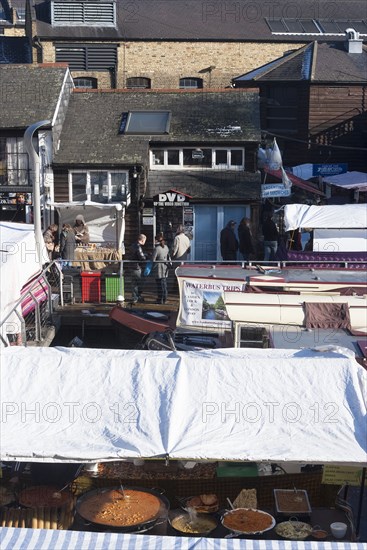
[1,346,366,465]
[0,527,365,550]
[51,201,125,249]
[0,222,48,342]
[284,203,367,231]
[323,171,367,190]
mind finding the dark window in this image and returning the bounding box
[215,150,227,164]
[71,173,87,201]
[267,18,321,34]
[167,150,180,165]
[52,1,115,26]
[73,77,97,89]
[126,77,151,89]
[55,45,117,71]
[183,148,211,167]
[231,150,243,166]
[120,111,171,135]
[16,8,26,22]
[265,87,298,133]
[179,78,203,89]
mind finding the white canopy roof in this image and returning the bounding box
[323,171,367,190]
[284,203,367,231]
[1,346,366,466]
[0,222,47,341]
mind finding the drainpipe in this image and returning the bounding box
[24,120,51,267]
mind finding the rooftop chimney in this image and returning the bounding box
[344,28,363,54]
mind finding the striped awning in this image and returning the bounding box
[0,528,364,550]
[20,276,48,317]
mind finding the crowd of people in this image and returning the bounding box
[43,215,90,263]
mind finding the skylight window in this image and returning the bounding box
[119,111,171,135]
[266,18,367,35]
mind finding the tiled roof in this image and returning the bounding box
[0,37,31,64]
[147,170,261,201]
[54,89,260,165]
[234,42,367,82]
[32,0,367,42]
[0,64,69,129]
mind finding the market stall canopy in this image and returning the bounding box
[323,171,367,191]
[0,528,365,550]
[51,201,125,250]
[0,222,47,343]
[1,346,366,465]
[284,204,367,231]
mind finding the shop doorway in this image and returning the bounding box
[192,205,250,262]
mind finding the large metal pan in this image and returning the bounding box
[76,486,170,533]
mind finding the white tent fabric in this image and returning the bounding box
[52,201,125,249]
[323,171,367,190]
[0,527,365,550]
[0,222,47,341]
[284,204,367,231]
[1,346,366,465]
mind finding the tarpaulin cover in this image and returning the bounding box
[284,204,367,231]
[1,346,366,465]
[323,171,367,190]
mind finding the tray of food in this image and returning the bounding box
[169,511,218,536]
[182,494,219,513]
[221,508,276,535]
[274,489,311,518]
[275,520,313,540]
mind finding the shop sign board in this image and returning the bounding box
[153,191,190,207]
[177,276,245,329]
[322,465,367,486]
[0,192,32,205]
[261,184,291,198]
[313,163,348,176]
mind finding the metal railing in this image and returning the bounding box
[0,262,62,347]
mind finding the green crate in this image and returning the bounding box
[105,274,124,302]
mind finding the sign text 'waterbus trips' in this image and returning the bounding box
[153,192,190,207]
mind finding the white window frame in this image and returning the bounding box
[150,147,245,170]
[68,170,130,204]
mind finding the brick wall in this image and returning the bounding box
[40,40,304,89]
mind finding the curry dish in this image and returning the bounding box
[78,489,161,527]
[19,486,72,508]
[223,509,274,533]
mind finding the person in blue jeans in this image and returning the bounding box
[262,214,279,261]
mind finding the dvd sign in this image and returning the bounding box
[153,190,191,207]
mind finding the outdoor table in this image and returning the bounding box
[73,246,122,271]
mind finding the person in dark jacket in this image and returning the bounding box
[59,223,76,265]
[238,218,254,261]
[220,220,239,262]
[129,234,147,303]
[152,235,171,304]
[262,214,279,261]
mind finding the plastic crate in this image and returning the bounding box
[81,271,101,303]
[105,274,124,302]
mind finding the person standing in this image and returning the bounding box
[152,235,171,304]
[73,214,90,245]
[59,223,76,265]
[171,224,191,261]
[129,233,147,303]
[220,220,239,262]
[262,213,279,261]
[238,218,254,261]
[43,223,58,260]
